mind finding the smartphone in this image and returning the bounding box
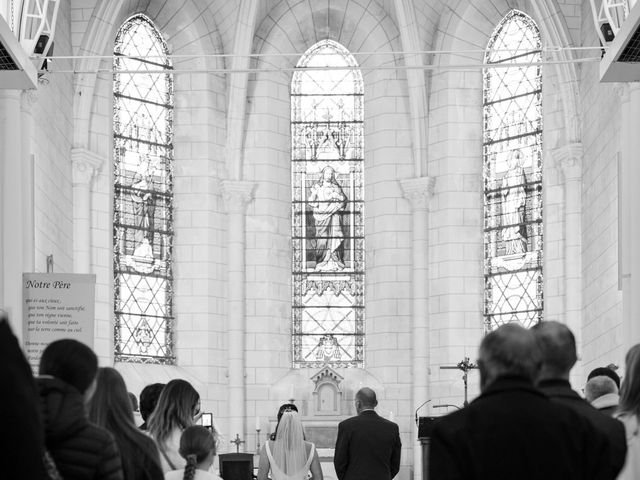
[201,412,213,428]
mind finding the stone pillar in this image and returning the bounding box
[71,148,103,274]
[222,179,255,446]
[21,90,36,272]
[619,85,640,353]
[551,143,583,381]
[0,90,23,333]
[400,176,435,480]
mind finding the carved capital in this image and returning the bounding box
[550,143,582,181]
[399,176,435,211]
[221,180,256,214]
[614,83,640,103]
[71,148,104,186]
[20,89,38,112]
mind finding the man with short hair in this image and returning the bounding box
[138,383,165,430]
[334,387,401,480]
[588,366,621,390]
[585,375,620,416]
[429,323,616,480]
[38,339,123,480]
[532,321,626,479]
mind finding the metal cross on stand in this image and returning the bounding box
[230,434,245,453]
[440,357,479,407]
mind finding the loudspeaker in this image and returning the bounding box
[219,453,254,480]
[601,23,615,42]
[418,416,440,438]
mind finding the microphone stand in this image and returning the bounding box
[414,399,431,425]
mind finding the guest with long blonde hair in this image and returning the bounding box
[148,379,201,472]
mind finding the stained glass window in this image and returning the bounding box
[113,14,175,363]
[483,11,543,331]
[291,40,364,368]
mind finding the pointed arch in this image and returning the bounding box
[113,13,175,363]
[291,40,365,368]
[483,10,543,330]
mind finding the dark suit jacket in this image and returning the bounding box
[538,379,627,478]
[334,410,401,480]
[429,375,615,480]
[0,319,47,479]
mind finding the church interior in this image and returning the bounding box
[1,0,639,479]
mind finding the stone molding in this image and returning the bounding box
[71,148,104,186]
[20,90,38,112]
[221,179,256,214]
[399,176,435,211]
[550,143,582,181]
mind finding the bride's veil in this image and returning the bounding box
[272,411,307,475]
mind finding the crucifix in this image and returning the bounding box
[230,434,245,453]
[440,357,479,407]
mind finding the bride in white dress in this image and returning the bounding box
[257,411,323,480]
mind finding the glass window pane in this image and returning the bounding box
[483,11,543,331]
[113,14,175,363]
[291,40,365,368]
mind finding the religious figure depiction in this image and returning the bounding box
[308,166,347,271]
[130,155,157,249]
[501,150,528,255]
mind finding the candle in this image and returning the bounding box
[255,416,260,431]
[288,384,294,400]
[389,411,395,422]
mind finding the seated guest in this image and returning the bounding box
[165,426,222,480]
[0,316,47,479]
[429,323,615,480]
[38,339,123,480]
[585,375,620,416]
[128,392,139,412]
[148,379,201,472]
[614,344,640,480]
[89,368,163,480]
[532,321,626,478]
[140,383,165,431]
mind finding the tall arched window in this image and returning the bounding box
[291,40,364,368]
[483,11,543,330]
[113,14,174,363]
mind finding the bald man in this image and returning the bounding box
[533,321,626,478]
[333,388,401,480]
[430,323,615,480]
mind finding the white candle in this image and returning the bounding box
[389,411,395,422]
[255,416,260,431]
[289,384,294,400]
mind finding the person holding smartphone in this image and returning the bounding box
[147,379,201,473]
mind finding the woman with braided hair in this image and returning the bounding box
[165,426,221,480]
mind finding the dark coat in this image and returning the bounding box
[538,379,627,479]
[334,410,402,480]
[0,319,47,479]
[429,375,615,480]
[37,376,124,480]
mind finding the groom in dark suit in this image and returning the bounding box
[334,388,402,480]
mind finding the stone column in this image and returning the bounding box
[0,90,23,333]
[71,148,103,274]
[222,179,255,446]
[400,176,435,480]
[619,85,640,353]
[21,90,37,272]
[551,143,583,381]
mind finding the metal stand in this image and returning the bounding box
[440,357,478,407]
[256,428,261,453]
